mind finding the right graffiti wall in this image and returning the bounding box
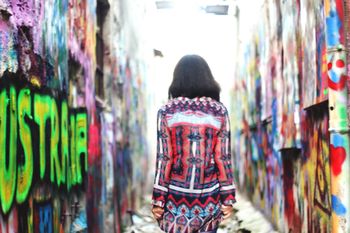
[232,0,350,232]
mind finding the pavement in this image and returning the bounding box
[124,193,279,233]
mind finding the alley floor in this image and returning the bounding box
[125,193,279,233]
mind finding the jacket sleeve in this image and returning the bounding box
[152,109,173,208]
[214,109,236,205]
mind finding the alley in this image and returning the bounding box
[0,0,349,233]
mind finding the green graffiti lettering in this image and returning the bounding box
[34,94,51,179]
[61,100,69,189]
[0,86,17,213]
[0,80,89,205]
[50,98,62,186]
[70,114,77,185]
[17,88,33,204]
[75,112,88,184]
[0,89,7,211]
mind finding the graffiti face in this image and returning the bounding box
[0,79,88,214]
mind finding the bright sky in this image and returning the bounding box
[147,2,238,106]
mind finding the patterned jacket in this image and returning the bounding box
[152,96,236,233]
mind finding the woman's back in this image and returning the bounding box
[152,96,236,233]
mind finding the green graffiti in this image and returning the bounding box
[0,86,17,213]
[50,98,62,186]
[70,114,77,185]
[323,88,328,96]
[17,88,33,204]
[339,105,348,118]
[34,94,52,180]
[76,112,88,184]
[0,82,88,213]
[0,90,6,205]
[61,101,69,189]
[0,89,7,211]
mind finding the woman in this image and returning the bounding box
[151,55,236,233]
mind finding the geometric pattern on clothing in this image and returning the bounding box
[166,194,221,210]
[162,199,222,233]
[152,96,236,233]
[166,200,220,219]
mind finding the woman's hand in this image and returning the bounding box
[152,206,164,220]
[220,204,234,220]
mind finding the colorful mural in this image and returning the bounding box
[232,0,348,232]
[43,0,69,89]
[300,0,317,108]
[0,75,88,232]
[0,17,18,76]
[324,1,350,232]
[300,106,331,233]
[0,76,88,212]
[280,0,300,148]
[0,0,150,232]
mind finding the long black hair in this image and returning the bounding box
[168,55,221,101]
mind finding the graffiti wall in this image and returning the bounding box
[0,75,88,232]
[280,0,300,148]
[0,0,96,231]
[0,0,150,232]
[233,0,335,232]
[114,57,149,221]
[93,0,150,231]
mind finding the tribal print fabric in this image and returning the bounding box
[152,96,236,233]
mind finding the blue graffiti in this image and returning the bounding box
[332,195,347,216]
[326,8,342,47]
[39,203,53,233]
[70,211,87,233]
[251,137,259,162]
[329,69,341,83]
[331,133,345,148]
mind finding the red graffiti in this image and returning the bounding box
[327,62,332,70]
[336,59,345,68]
[282,153,301,233]
[328,74,347,90]
[88,122,101,164]
[330,145,346,176]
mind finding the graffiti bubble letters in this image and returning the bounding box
[0,81,88,214]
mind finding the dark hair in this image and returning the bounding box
[168,54,221,101]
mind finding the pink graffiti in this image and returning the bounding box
[88,120,101,164]
[10,0,34,26]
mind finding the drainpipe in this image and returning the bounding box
[324,1,350,232]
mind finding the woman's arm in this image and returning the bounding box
[214,109,236,206]
[151,109,173,208]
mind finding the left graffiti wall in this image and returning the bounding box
[0,0,96,232]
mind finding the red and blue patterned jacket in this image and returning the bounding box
[152,96,236,233]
